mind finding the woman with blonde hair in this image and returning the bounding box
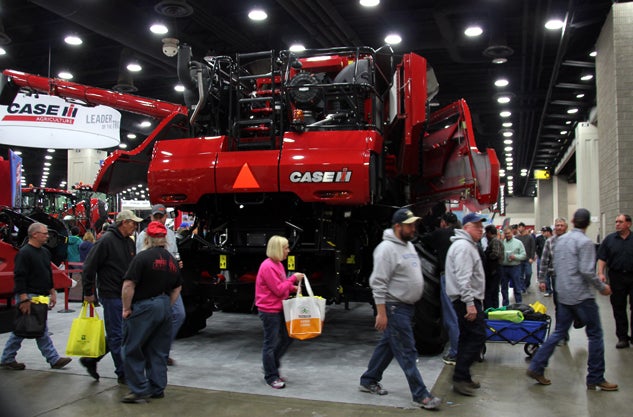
[255,235,304,389]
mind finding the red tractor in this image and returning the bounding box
[1,46,499,352]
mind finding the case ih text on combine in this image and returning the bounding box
[1,45,499,353]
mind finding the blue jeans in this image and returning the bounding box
[259,311,293,384]
[440,274,459,357]
[521,260,533,291]
[171,294,185,343]
[360,302,431,402]
[529,298,606,384]
[452,300,486,383]
[122,295,172,396]
[1,294,61,366]
[500,265,522,305]
[100,297,125,378]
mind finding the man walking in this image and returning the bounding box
[483,225,503,309]
[81,210,142,383]
[516,222,535,293]
[0,223,72,370]
[527,209,617,391]
[445,213,487,396]
[597,214,633,349]
[359,208,441,410]
[499,227,527,306]
[536,226,553,295]
[136,204,185,364]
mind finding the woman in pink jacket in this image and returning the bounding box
[255,235,304,389]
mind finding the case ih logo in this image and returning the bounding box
[289,169,352,183]
[3,102,78,124]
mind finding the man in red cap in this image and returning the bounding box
[121,221,182,403]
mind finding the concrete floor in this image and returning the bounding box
[0,284,630,417]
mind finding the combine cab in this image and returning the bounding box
[1,46,499,351]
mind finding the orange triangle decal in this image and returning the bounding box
[232,163,260,189]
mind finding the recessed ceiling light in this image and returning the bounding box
[64,35,83,45]
[504,146,513,152]
[0,47,6,55]
[47,149,55,153]
[127,63,142,72]
[520,172,527,177]
[589,50,597,57]
[174,84,185,92]
[384,33,402,45]
[565,120,572,125]
[503,131,513,137]
[504,139,513,145]
[464,26,483,37]
[567,108,579,114]
[560,130,568,135]
[140,121,152,128]
[576,93,585,98]
[494,78,509,87]
[502,122,513,128]
[127,133,137,139]
[289,44,306,52]
[492,57,507,64]
[500,111,512,118]
[497,96,511,104]
[248,9,267,21]
[119,143,128,149]
[359,0,380,7]
[545,19,564,30]
[580,74,593,81]
[150,24,168,35]
[58,71,73,80]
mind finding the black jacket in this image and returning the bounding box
[82,226,136,299]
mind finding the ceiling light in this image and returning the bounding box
[359,0,380,7]
[503,131,513,137]
[174,84,185,92]
[545,19,564,30]
[580,74,593,81]
[507,175,514,180]
[500,111,512,118]
[119,143,128,149]
[504,146,513,152]
[45,155,53,160]
[248,9,267,21]
[576,93,585,98]
[567,108,579,114]
[64,35,83,45]
[0,47,6,55]
[520,172,527,177]
[497,96,511,104]
[150,24,168,34]
[560,130,568,135]
[384,33,402,45]
[127,62,142,72]
[140,121,152,128]
[503,139,513,145]
[44,162,51,166]
[127,133,137,139]
[494,78,509,87]
[502,122,513,128]
[58,71,73,80]
[47,149,55,153]
[289,43,306,52]
[590,50,597,57]
[492,57,507,64]
[499,171,506,177]
[565,120,572,125]
[464,26,483,37]
[43,167,50,171]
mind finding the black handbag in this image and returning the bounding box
[13,302,48,339]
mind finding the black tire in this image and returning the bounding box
[524,343,539,357]
[412,239,447,356]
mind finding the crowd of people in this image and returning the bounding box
[2,205,630,409]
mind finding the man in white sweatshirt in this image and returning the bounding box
[445,213,487,397]
[358,208,441,410]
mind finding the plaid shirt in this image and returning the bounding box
[538,233,563,282]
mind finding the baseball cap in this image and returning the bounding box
[392,208,421,225]
[462,213,485,225]
[146,221,167,237]
[151,204,167,216]
[115,210,143,223]
[541,226,553,233]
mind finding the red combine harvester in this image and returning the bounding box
[1,46,499,352]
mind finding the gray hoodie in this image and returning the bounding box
[445,229,485,306]
[369,228,424,305]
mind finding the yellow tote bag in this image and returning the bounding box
[282,276,326,340]
[65,302,106,358]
